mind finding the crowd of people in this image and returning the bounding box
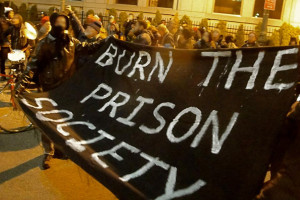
[1,5,299,82]
[0,5,299,200]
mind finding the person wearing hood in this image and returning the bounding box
[133,20,153,46]
[17,12,105,169]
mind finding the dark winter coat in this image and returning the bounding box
[27,33,104,91]
[134,29,154,46]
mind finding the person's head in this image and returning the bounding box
[212,29,220,42]
[109,15,115,23]
[202,31,211,43]
[128,13,134,21]
[50,13,69,37]
[181,21,188,28]
[181,28,193,40]
[157,24,168,36]
[134,20,147,33]
[11,14,23,27]
[289,37,297,46]
[247,32,257,44]
[161,20,166,25]
[225,35,234,44]
[85,20,102,39]
[4,7,14,19]
[41,11,47,18]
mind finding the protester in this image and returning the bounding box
[0,7,14,78]
[133,20,153,46]
[107,15,120,39]
[3,14,35,64]
[17,12,105,169]
[157,24,175,48]
[4,7,14,20]
[37,15,51,41]
[0,16,10,81]
[177,28,195,49]
[289,37,298,46]
[147,24,160,46]
[242,32,259,47]
[194,31,211,49]
[211,29,222,49]
[225,35,237,48]
[66,6,102,42]
[160,19,167,26]
[194,27,203,42]
[123,13,135,40]
[255,93,300,200]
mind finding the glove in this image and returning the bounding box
[287,101,300,121]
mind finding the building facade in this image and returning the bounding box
[9,0,300,27]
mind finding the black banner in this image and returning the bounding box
[19,37,299,200]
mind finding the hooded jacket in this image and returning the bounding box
[133,29,154,46]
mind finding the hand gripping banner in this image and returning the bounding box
[18,37,300,200]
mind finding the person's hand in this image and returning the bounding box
[65,5,72,15]
[287,101,300,121]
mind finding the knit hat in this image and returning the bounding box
[87,20,102,33]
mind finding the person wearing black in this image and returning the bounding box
[3,14,35,63]
[18,12,104,169]
[194,31,211,49]
[177,28,195,49]
[133,20,153,46]
[123,13,135,41]
[255,83,300,200]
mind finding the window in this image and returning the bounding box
[253,0,283,19]
[116,0,137,5]
[214,0,242,15]
[149,0,174,8]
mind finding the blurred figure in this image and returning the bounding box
[0,15,11,80]
[4,14,35,60]
[160,20,167,26]
[255,99,300,200]
[37,15,51,41]
[123,13,135,41]
[242,32,259,47]
[211,29,222,49]
[225,35,237,49]
[133,20,153,46]
[66,6,102,42]
[146,20,160,46]
[177,28,195,49]
[289,37,298,46]
[194,27,203,42]
[157,24,175,48]
[4,7,14,20]
[194,31,211,49]
[40,11,47,19]
[107,15,120,39]
[167,19,179,35]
